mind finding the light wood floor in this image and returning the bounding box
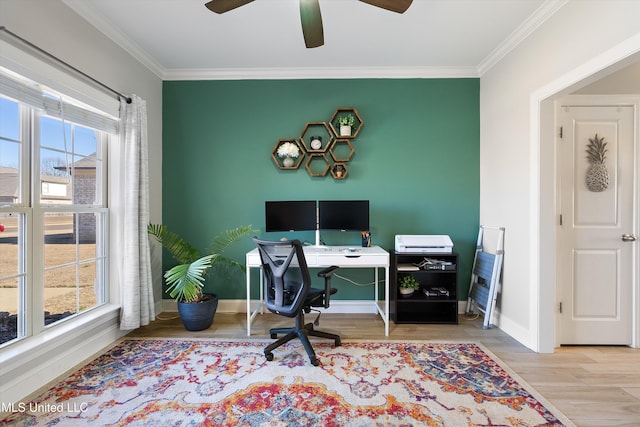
[128,312,640,427]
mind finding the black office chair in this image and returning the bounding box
[253,237,341,366]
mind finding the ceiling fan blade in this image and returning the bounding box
[300,0,324,48]
[359,0,413,14]
[205,0,255,14]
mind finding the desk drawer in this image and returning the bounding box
[318,254,387,267]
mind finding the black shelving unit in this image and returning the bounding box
[391,252,459,324]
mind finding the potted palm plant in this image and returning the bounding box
[148,224,256,331]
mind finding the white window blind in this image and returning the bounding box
[0,68,119,134]
[0,35,120,119]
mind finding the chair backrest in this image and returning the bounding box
[253,238,311,318]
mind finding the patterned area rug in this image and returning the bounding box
[1,339,574,426]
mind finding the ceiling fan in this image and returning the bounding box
[204,0,413,48]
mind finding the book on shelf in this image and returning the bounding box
[422,263,456,271]
[414,257,455,270]
[397,263,420,271]
[423,288,440,297]
[423,287,450,297]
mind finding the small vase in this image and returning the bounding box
[340,125,352,136]
[283,157,294,167]
[399,288,415,298]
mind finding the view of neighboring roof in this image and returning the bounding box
[0,166,75,202]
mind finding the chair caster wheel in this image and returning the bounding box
[310,357,319,366]
[335,339,341,347]
[265,352,274,361]
[270,333,277,339]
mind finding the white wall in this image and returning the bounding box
[1,0,163,226]
[576,61,640,94]
[0,0,163,403]
[480,0,640,351]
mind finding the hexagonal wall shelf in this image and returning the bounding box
[300,122,334,153]
[329,139,355,163]
[305,153,331,177]
[272,138,305,170]
[270,108,363,179]
[329,107,363,139]
[330,163,348,180]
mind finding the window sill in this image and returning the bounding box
[0,304,121,367]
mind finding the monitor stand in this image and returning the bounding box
[305,229,326,248]
[303,229,325,247]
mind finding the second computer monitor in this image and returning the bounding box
[318,200,369,231]
[265,200,317,232]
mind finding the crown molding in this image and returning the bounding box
[65,0,563,82]
[63,0,478,81]
[63,0,165,79]
[162,66,480,81]
[478,0,568,76]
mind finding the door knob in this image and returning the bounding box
[621,234,637,242]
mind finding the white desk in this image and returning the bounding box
[245,245,390,336]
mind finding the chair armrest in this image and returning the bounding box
[317,266,339,308]
[317,265,339,278]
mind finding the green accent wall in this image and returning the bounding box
[162,78,479,301]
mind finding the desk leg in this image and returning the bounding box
[373,267,390,336]
[259,268,264,314]
[246,266,265,336]
[246,265,252,336]
[384,265,389,336]
[374,268,379,313]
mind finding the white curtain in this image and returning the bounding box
[118,95,155,329]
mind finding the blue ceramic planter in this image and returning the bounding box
[177,293,219,331]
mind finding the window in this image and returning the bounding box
[0,70,115,347]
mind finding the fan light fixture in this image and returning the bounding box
[204,0,412,48]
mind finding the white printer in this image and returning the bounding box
[395,235,453,253]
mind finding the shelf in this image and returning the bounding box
[329,139,355,162]
[300,122,334,153]
[329,107,363,139]
[270,108,364,180]
[392,302,458,324]
[397,292,456,302]
[305,153,331,177]
[391,251,458,324]
[271,138,305,170]
[330,162,348,180]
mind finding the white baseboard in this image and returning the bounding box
[0,305,126,408]
[163,299,470,314]
[491,309,534,351]
[162,299,382,314]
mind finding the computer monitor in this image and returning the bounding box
[318,200,369,231]
[265,200,317,232]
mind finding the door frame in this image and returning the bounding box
[554,96,638,346]
[531,35,640,353]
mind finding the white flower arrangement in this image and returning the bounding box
[277,141,300,158]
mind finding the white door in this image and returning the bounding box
[557,101,636,345]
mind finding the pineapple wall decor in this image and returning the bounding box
[585,133,609,192]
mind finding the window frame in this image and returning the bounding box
[0,84,113,348]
